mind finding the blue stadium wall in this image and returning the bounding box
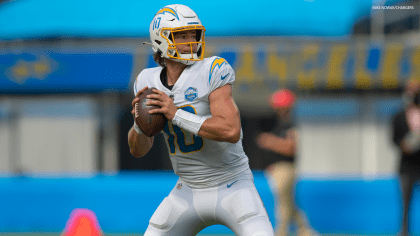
[0,171,275,234]
[1,172,420,235]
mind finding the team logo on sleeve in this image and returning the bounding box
[184,87,198,101]
[209,57,227,81]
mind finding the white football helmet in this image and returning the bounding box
[148,4,206,65]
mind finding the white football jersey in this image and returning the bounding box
[134,56,251,188]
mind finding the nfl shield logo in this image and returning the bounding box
[184,87,197,101]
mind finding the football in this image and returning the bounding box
[135,88,168,137]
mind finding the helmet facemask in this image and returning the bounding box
[161,26,206,65]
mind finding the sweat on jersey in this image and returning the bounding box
[134,56,251,188]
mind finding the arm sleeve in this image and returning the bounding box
[208,58,235,92]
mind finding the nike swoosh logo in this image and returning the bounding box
[221,73,229,80]
[227,180,238,188]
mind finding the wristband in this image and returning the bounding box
[172,109,207,135]
[404,131,420,153]
[133,122,143,134]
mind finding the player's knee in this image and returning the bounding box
[149,194,189,230]
[143,231,161,236]
[242,218,275,236]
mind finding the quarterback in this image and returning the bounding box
[128,4,274,236]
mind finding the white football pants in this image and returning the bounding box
[144,172,274,236]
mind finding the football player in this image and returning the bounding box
[128,4,274,236]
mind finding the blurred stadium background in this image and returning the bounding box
[0,0,419,235]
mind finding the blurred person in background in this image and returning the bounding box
[128,4,274,235]
[392,77,420,236]
[256,89,315,236]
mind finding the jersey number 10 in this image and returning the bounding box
[163,105,204,154]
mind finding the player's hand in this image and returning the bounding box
[406,107,420,133]
[286,129,299,141]
[131,86,149,119]
[256,132,274,149]
[146,88,177,121]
